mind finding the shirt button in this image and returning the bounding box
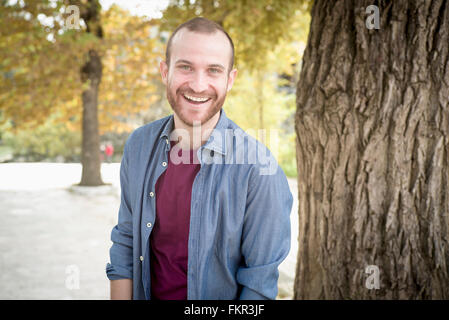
[139,256,144,261]
[146,222,152,228]
[162,161,167,167]
[149,191,154,197]
[166,139,169,145]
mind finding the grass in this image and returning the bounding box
[0,145,13,162]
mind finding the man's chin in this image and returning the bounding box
[177,114,210,127]
[172,105,222,127]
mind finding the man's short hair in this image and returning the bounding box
[165,17,235,72]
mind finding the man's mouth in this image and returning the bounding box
[182,93,211,105]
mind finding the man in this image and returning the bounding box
[106,17,293,300]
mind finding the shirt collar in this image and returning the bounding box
[159,109,229,155]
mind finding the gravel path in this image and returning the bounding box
[0,163,298,299]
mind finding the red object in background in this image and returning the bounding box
[105,144,114,157]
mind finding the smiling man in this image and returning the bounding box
[106,17,293,300]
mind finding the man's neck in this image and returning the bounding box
[173,111,221,150]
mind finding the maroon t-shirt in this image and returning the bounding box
[150,142,200,300]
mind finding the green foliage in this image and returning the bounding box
[0,1,164,133]
[99,4,165,133]
[1,114,81,161]
[0,0,88,129]
[224,71,298,177]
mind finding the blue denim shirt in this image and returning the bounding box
[106,110,293,300]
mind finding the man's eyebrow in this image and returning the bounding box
[174,60,225,70]
[174,59,193,65]
[208,64,225,70]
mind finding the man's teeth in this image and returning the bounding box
[184,94,209,102]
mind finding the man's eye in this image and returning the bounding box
[180,65,191,71]
[209,68,221,74]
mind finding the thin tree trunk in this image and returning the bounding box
[80,49,103,186]
[294,0,449,299]
[78,0,104,186]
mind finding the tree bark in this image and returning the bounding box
[294,0,449,299]
[78,0,104,186]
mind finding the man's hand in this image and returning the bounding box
[110,279,133,300]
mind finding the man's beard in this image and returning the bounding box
[166,86,226,127]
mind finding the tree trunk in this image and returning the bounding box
[80,49,103,186]
[78,0,104,186]
[294,0,449,299]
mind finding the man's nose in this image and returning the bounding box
[189,71,208,93]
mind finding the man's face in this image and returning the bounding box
[160,29,237,127]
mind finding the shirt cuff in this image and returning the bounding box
[239,286,270,300]
[106,262,133,281]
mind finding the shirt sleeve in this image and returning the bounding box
[236,159,293,300]
[106,138,134,280]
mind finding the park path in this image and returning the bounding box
[0,163,298,299]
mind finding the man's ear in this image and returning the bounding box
[226,68,238,92]
[160,60,169,85]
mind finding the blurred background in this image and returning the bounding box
[0,0,310,299]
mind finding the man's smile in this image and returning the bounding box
[182,93,211,105]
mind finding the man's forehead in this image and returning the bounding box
[170,28,232,65]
